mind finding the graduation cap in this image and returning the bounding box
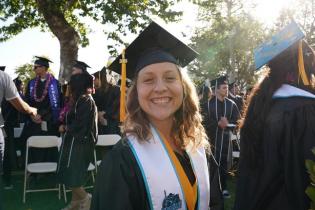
[108,21,199,79]
[254,21,305,70]
[0,66,5,71]
[73,60,91,72]
[210,75,228,88]
[34,56,53,68]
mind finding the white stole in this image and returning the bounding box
[127,126,210,210]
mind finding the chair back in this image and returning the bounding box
[96,134,120,147]
[27,136,61,149]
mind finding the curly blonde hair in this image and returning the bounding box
[123,66,209,152]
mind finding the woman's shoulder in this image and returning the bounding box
[110,137,140,160]
[99,137,141,177]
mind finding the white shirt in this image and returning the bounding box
[0,71,19,126]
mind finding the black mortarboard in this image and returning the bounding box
[73,60,91,72]
[34,56,53,68]
[210,75,228,88]
[108,21,199,79]
[0,66,5,71]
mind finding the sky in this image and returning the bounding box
[0,0,295,79]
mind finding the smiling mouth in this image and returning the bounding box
[151,97,171,104]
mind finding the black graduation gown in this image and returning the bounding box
[201,97,239,171]
[57,95,97,187]
[234,97,315,210]
[228,94,243,114]
[201,97,239,210]
[93,85,120,135]
[21,79,62,163]
[91,138,197,210]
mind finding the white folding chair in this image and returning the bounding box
[94,134,121,170]
[23,136,64,203]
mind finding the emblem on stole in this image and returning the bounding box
[161,190,182,210]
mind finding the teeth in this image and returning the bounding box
[152,97,170,104]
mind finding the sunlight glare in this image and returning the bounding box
[253,0,296,25]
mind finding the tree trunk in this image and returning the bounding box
[36,0,80,83]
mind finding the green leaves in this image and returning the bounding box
[190,1,265,88]
[0,0,182,51]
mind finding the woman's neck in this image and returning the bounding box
[151,118,184,155]
[151,118,173,139]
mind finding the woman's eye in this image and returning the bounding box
[166,77,176,81]
[143,78,153,83]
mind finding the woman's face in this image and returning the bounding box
[136,62,183,124]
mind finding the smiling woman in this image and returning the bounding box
[91,21,210,210]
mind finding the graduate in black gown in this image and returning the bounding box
[228,82,243,115]
[58,60,92,134]
[91,21,210,210]
[57,72,97,210]
[201,75,239,203]
[93,67,120,135]
[234,21,315,210]
[21,56,61,163]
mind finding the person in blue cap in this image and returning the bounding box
[91,21,210,210]
[234,21,315,210]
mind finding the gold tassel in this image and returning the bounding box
[298,41,310,85]
[120,49,127,122]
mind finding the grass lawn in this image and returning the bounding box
[2,171,93,210]
[2,171,236,210]
[225,175,236,210]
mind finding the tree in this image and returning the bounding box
[188,0,266,89]
[273,0,315,46]
[0,0,182,83]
